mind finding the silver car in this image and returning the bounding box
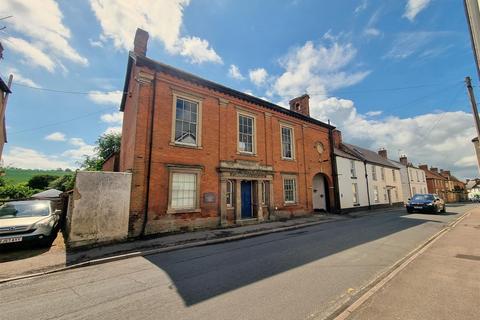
[0,200,61,246]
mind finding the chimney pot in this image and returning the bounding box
[133,28,149,56]
[289,94,310,116]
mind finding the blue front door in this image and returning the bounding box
[241,181,253,219]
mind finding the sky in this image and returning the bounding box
[0,0,479,179]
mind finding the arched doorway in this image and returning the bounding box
[313,173,330,212]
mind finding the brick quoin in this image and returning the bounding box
[119,29,338,237]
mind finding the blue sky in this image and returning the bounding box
[0,0,479,178]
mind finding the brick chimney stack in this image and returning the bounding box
[442,170,451,177]
[133,28,149,56]
[399,155,408,166]
[419,164,428,171]
[332,129,342,148]
[289,94,310,116]
[430,167,439,173]
[378,148,387,158]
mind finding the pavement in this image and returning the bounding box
[343,204,480,320]
[0,212,340,281]
[0,204,475,320]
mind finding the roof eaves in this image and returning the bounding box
[134,55,335,130]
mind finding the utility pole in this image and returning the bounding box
[465,76,480,173]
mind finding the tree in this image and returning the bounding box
[49,174,75,192]
[80,132,121,171]
[0,184,36,200]
[27,174,57,190]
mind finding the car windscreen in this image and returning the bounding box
[411,194,434,201]
[0,202,50,219]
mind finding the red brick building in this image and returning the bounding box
[118,29,337,237]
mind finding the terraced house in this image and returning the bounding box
[333,132,403,212]
[117,29,337,236]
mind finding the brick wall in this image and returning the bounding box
[120,64,335,237]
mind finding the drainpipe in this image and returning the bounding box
[140,72,157,238]
[328,127,341,213]
[364,161,372,210]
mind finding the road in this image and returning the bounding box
[0,204,475,320]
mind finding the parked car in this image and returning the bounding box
[0,200,61,247]
[406,194,446,214]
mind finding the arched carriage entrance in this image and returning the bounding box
[312,173,330,212]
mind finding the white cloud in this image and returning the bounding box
[3,37,56,72]
[89,38,104,48]
[3,67,41,88]
[3,146,73,169]
[228,64,245,80]
[101,112,123,124]
[88,90,123,105]
[355,0,368,14]
[363,28,381,38]
[45,132,66,142]
[249,68,268,86]
[385,31,450,60]
[104,126,122,135]
[272,39,370,99]
[366,110,383,116]
[403,0,432,21]
[172,36,222,64]
[62,138,96,160]
[3,0,88,71]
[89,0,222,64]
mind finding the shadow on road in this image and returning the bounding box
[145,210,453,306]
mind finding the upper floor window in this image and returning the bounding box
[350,160,356,178]
[174,97,199,146]
[281,125,294,159]
[381,167,385,181]
[238,113,255,154]
[392,169,396,182]
[372,165,377,181]
[416,171,420,182]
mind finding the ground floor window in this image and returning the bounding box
[261,181,269,205]
[283,177,296,204]
[383,187,387,201]
[374,186,379,203]
[352,183,359,205]
[226,180,234,207]
[167,167,202,213]
[394,188,399,201]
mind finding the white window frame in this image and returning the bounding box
[167,166,202,214]
[170,92,203,148]
[392,169,396,182]
[282,175,297,204]
[280,124,295,160]
[350,160,356,178]
[226,180,234,208]
[372,165,377,181]
[383,187,387,201]
[381,167,385,181]
[374,186,379,202]
[237,110,257,155]
[352,183,359,205]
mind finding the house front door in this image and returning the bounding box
[241,181,253,219]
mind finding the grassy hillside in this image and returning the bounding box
[2,168,70,184]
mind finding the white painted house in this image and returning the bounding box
[390,156,428,203]
[333,131,404,212]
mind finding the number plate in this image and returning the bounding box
[0,237,22,244]
[414,206,422,209]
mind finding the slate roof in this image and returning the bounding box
[423,169,446,181]
[120,52,334,130]
[341,143,399,169]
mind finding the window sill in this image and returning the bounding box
[351,176,357,179]
[237,151,257,157]
[283,202,297,206]
[167,208,201,214]
[281,157,296,161]
[170,142,203,150]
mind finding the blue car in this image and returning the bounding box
[406,194,446,214]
